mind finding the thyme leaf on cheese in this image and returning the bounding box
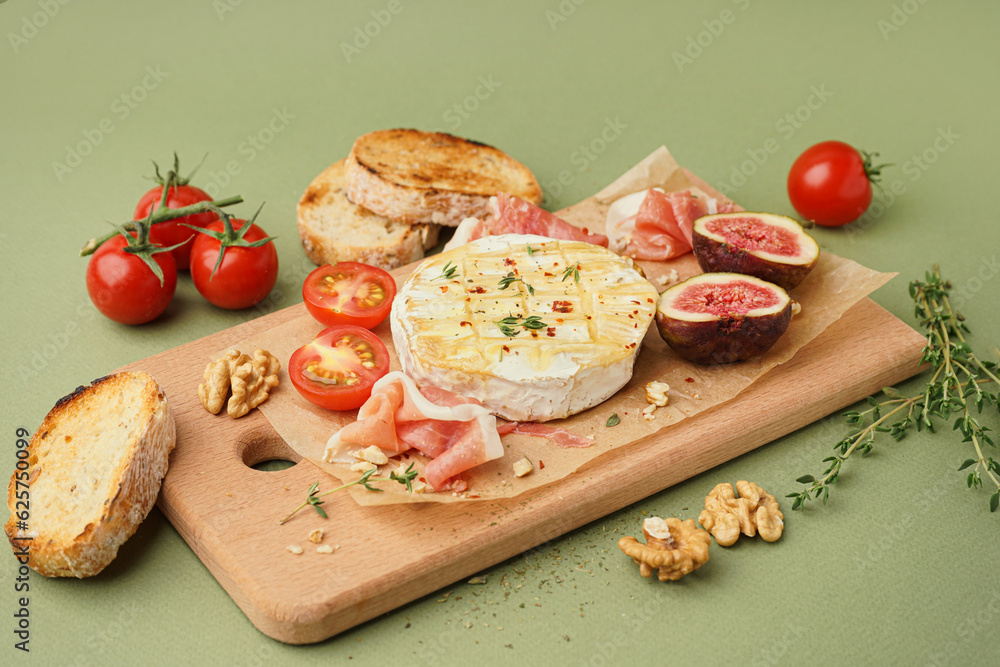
[561,262,581,283]
[526,244,536,256]
[495,314,548,338]
[788,265,1000,514]
[433,261,457,281]
[498,271,535,296]
[279,466,418,524]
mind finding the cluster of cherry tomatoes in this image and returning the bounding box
[85,157,278,325]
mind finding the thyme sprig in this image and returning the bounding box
[279,464,419,524]
[789,265,1000,513]
[433,261,457,281]
[495,314,548,338]
[561,262,581,283]
[498,271,535,295]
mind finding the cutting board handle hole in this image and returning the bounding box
[237,430,302,471]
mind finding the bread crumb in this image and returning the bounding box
[286,545,304,555]
[513,457,533,478]
[316,544,335,554]
[308,528,324,544]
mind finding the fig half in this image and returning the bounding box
[692,212,819,290]
[656,272,791,364]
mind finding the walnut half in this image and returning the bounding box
[698,481,784,546]
[618,517,711,581]
[198,348,280,418]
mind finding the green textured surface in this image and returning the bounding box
[2,0,999,664]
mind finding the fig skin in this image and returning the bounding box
[692,213,819,291]
[655,274,792,364]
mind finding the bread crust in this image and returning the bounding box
[5,371,176,577]
[346,129,542,227]
[297,159,439,270]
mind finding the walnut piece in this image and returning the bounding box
[197,356,233,415]
[698,481,784,546]
[227,349,281,418]
[618,517,711,581]
[512,457,533,478]
[198,349,280,418]
[644,381,670,407]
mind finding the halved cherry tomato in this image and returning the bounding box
[302,262,397,329]
[288,325,390,411]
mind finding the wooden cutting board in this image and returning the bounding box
[122,293,924,644]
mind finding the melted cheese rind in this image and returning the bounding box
[391,234,658,421]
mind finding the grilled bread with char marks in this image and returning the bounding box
[346,129,543,227]
[298,159,439,270]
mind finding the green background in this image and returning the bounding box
[3,0,999,664]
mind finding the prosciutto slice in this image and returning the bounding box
[444,193,609,250]
[324,372,503,491]
[606,188,738,261]
[500,422,593,448]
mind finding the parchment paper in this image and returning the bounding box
[234,147,893,505]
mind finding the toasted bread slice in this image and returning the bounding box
[298,159,440,270]
[346,129,543,227]
[5,371,175,577]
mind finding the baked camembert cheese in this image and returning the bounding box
[390,234,658,421]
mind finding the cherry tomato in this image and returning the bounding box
[86,233,177,325]
[134,184,216,270]
[302,262,397,329]
[189,218,278,310]
[288,325,390,411]
[787,141,887,227]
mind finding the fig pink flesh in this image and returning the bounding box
[673,280,782,316]
[704,217,800,257]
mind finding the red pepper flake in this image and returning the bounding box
[439,286,448,293]
[552,300,573,313]
[685,377,695,383]
[460,321,471,327]
[633,310,639,315]
[470,286,487,294]
[627,343,637,348]
[419,476,426,483]
[543,271,554,277]
[468,494,481,499]
[538,460,545,469]
[555,318,564,323]
[628,314,634,319]
[631,300,641,305]
[504,258,516,266]
[502,345,511,353]
[586,315,592,320]
[546,327,556,337]
[647,298,654,303]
